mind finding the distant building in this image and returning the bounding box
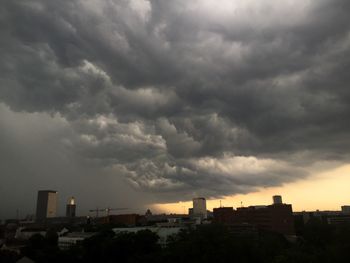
[145,213,191,226]
[58,232,95,250]
[113,226,183,247]
[213,196,295,235]
[212,207,235,224]
[15,227,46,240]
[192,197,207,219]
[294,210,343,224]
[105,214,146,226]
[66,197,76,218]
[341,205,350,214]
[294,207,350,226]
[327,215,350,225]
[36,190,58,220]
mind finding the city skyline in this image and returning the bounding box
[2,181,350,221]
[2,164,350,220]
[1,0,350,219]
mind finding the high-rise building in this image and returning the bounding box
[36,190,58,220]
[192,197,207,219]
[66,197,76,218]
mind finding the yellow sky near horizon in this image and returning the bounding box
[152,164,350,214]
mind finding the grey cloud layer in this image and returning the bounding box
[1,0,350,208]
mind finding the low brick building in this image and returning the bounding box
[213,204,295,235]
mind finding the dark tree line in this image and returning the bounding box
[2,219,350,263]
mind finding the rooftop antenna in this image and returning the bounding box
[240,201,243,207]
[220,200,222,208]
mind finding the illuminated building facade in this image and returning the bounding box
[66,197,76,218]
[192,197,207,219]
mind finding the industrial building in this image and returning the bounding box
[35,190,58,220]
[213,195,295,235]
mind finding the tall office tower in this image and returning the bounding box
[193,197,207,219]
[66,197,76,217]
[36,190,58,220]
[273,195,283,205]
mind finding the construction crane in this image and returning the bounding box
[89,207,128,218]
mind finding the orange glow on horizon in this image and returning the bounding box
[152,164,350,214]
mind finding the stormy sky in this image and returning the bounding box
[1,0,350,218]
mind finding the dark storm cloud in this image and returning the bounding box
[0,104,150,219]
[1,0,350,212]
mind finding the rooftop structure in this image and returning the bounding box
[273,195,283,205]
